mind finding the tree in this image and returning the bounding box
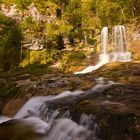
[0,14,21,71]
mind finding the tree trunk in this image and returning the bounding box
[96,0,99,25]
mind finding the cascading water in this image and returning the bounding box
[0,78,122,140]
[111,26,131,62]
[99,27,110,64]
[101,27,108,55]
[74,26,131,74]
[74,27,109,74]
[0,78,138,140]
[0,89,104,140]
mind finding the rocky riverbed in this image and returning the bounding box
[0,61,140,140]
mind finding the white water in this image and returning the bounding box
[23,116,51,134]
[101,27,108,55]
[0,99,98,140]
[75,26,131,74]
[53,90,84,99]
[0,116,11,123]
[74,27,109,74]
[15,96,51,119]
[1,79,118,139]
[74,63,103,74]
[15,91,83,119]
[44,118,93,140]
[111,26,131,62]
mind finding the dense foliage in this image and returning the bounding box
[0,14,21,71]
[0,0,140,70]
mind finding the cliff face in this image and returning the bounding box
[0,3,64,70]
[127,19,140,59]
[0,3,58,50]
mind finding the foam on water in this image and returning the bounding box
[23,116,51,134]
[0,116,11,123]
[15,96,51,119]
[44,118,93,140]
[54,90,84,99]
[14,91,85,119]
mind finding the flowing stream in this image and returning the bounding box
[0,78,140,140]
[0,78,123,140]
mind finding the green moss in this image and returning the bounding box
[68,81,77,91]
[20,50,46,67]
[59,50,87,72]
[0,83,19,100]
[61,51,86,64]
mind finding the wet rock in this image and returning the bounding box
[131,67,140,76]
[0,78,6,87]
[14,79,34,87]
[2,98,28,116]
[0,119,42,140]
[117,77,128,83]
[97,113,140,140]
[128,76,140,83]
[16,74,30,80]
[36,77,69,90]
[132,29,140,41]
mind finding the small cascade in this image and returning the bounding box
[0,89,107,139]
[75,25,131,74]
[15,96,52,119]
[44,118,94,140]
[1,79,137,140]
[1,80,122,140]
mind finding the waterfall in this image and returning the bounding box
[75,25,131,74]
[101,27,108,55]
[112,26,127,53]
[74,27,110,74]
[99,27,110,64]
[111,26,131,62]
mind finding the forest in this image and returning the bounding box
[0,0,140,71]
[0,1,140,140]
